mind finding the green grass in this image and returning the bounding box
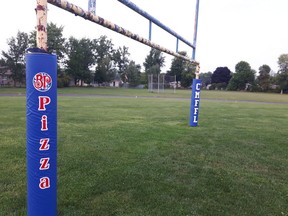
[1,86,288,103]
[1,88,288,215]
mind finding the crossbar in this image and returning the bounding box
[47,0,199,65]
[117,0,195,50]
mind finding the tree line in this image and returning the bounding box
[1,22,287,92]
[0,22,196,88]
[200,58,288,93]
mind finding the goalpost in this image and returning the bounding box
[148,74,177,93]
[26,0,201,215]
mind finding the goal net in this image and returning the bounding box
[148,74,176,93]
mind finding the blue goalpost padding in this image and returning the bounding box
[190,79,201,127]
[26,51,57,216]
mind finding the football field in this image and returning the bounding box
[1,88,288,215]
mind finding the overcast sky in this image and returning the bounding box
[1,0,287,74]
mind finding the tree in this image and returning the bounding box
[143,48,165,75]
[93,36,115,84]
[257,64,271,91]
[227,61,255,91]
[276,54,288,93]
[180,63,196,88]
[65,37,94,85]
[0,58,6,75]
[29,22,68,86]
[211,67,232,88]
[29,22,66,62]
[199,72,212,88]
[57,68,71,88]
[167,51,197,88]
[181,73,194,88]
[125,61,141,86]
[94,58,116,84]
[167,51,187,84]
[113,46,130,82]
[1,31,29,86]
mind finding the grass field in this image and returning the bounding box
[1,88,288,215]
[1,86,288,103]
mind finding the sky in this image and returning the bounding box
[0,0,288,74]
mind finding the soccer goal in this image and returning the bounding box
[148,74,177,93]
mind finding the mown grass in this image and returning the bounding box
[1,86,288,103]
[0,88,288,215]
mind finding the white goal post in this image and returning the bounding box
[148,74,176,93]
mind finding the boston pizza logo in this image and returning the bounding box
[33,72,52,92]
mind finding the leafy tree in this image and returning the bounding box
[57,68,71,88]
[140,72,147,85]
[93,36,115,83]
[181,73,194,88]
[0,58,6,73]
[180,63,196,88]
[199,72,212,88]
[94,58,116,84]
[125,61,141,86]
[278,54,288,72]
[143,48,165,75]
[65,37,94,85]
[227,61,255,91]
[167,51,187,84]
[276,54,288,93]
[1,31,29,86]
[257,64,271,91]
[211,67,232,88]
[29,22,66,61]
[167,51,197,88]
[29,22,68,86]
[94,66,106,84]
[113,46,130,82]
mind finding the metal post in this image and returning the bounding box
[149,20,152,40]
[26,1,58,215]
[36,0,48,51]
[190,0,201,127]
[117,0,195,50]
[196,64,200,79]
[88,0,96,15]
[192,0,200,60]
[157,74,160,93]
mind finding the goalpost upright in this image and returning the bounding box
[25,0,201,215]
[189,0,201,127]
[26,0,58,215]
